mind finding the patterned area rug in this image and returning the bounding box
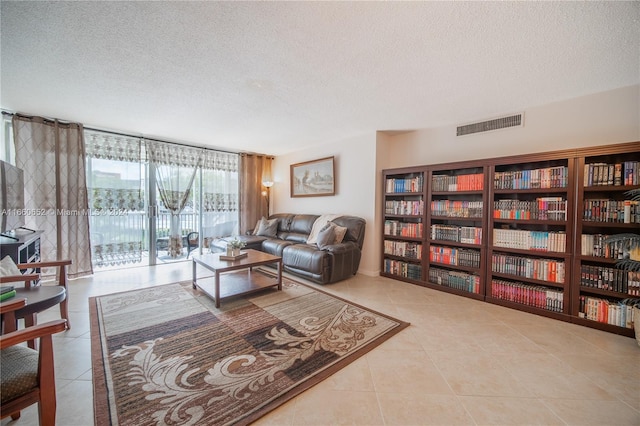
[90,271,409,426]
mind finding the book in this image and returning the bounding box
[0,289,17,302]
[0,285,15,295]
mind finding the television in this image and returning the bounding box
[0,160,26,235]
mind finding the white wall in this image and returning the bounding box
[384,85,639,167]
[273,132,379,275]
[271,85,640,279]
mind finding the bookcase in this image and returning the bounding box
[425,162,487,300]
[572,143,640,337]
[487,153,574,319]
[381,167,426,284]
[381,141,640,337]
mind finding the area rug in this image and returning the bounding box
[89,271,409,426]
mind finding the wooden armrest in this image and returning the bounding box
[0,274,40,285]
[0,297,27,314]
[17,259,72,270]
[0,319,67,348]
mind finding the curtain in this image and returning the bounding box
[200,150,239,247]
[12,115,93,278]
[85,130,145,267]
[147,140,202,258]
[239,153,273,234]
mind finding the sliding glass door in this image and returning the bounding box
[85,131,147,268]
[85,130,239,269]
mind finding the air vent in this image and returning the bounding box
[456,113,523,136]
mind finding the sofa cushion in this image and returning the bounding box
[306,214,340,244]
[316,224,336,249]
[0,256,20,276]
[262,238,295,256]
[331,224,348,244]
[282,244,328,275]
[255,218,279,237]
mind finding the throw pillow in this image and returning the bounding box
[256,218,278,237]
[0,256,21,276]
[316,223,336,249]
[332,224,348,244]
[252,217,267,235]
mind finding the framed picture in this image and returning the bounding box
[290,156,335,197]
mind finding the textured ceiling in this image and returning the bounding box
[1,1,638,155]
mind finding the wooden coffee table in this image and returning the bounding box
[191,249,282,307]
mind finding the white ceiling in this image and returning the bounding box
[1,1,638,155]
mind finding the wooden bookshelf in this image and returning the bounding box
[487,154,574,319]
[425,162,488,300]
[381,167,426,284]
[572,143,639,337]
[381,141,640,337]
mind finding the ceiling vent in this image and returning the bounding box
[456,113,523,136]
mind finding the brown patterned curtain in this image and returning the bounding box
[239,153,273,234]
[12,115,93,278]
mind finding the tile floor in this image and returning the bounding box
[2,263,639,426]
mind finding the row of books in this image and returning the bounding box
[494,166,568,190]
[384,220,423,238]
[430,224,482,244]
[430,200,483,218]
[491,279,564,312]
[491,253,565,283]
[583,161,638,187]
[383,259,422,280]
[578,296,638,329]
[582,199,639,224]
[0,285,16,302]
[384,240,422,260]
[580,234,628,259]
[579,265,640,295]
[428,267,481,294]
[493,198,567,221]
[385,200,424,216]
[429,246,481,268]
[431,173,484,192]
[386,175,424,194]
[493,229,567,253]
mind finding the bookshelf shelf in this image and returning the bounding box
[425,164,488,299]
[489,155,574,317]
[382,167,427,284]
[381,141,639,337]
[573,143,639,336]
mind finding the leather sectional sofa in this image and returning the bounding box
[211,213,366,284]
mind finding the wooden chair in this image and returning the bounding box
[0,259,72,348]
[0,297,67,425]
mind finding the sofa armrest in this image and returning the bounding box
[322,242,362,283]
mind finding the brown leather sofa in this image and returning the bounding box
[211,213,366,284]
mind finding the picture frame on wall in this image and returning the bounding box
[290,156,335,197]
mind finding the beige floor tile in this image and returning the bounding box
[290,388,384,425]
[367,349,453,395]
[460,395,565,425]
[378,392,475,425]
[543,398,640,425]
[429,351,533,397]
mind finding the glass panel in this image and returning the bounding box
[87,157,147,268]
[198,167,239,253]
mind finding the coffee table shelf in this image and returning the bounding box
[191,249,282,307]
